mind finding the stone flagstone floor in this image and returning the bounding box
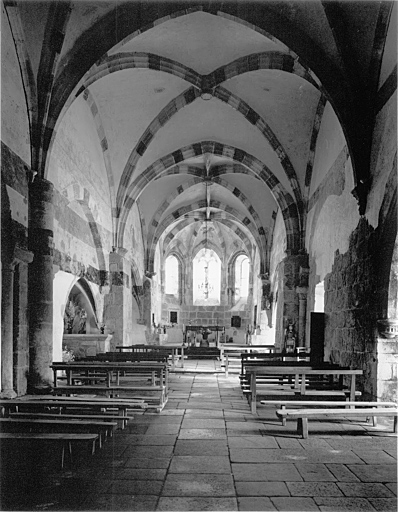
[1,361,397,511]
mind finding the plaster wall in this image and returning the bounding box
[310,102,346,195]
[131,295,147,344]
[152,245,163,329]
[123,203,145,279]
[269,209,286,285]
[53,270,76,362]
[1,8,30,166]
[47,96,112,232]
[307,156,359,283]
[54,205,101,271]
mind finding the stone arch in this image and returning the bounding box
[187,220,226,264]
[376,155,397,319]
[82,89,117,245]
[63,277,100,336]
[162,250,186,304]
[3,3,37,169]
[117,141,300,253]
[151,212,255,275]
[43,3,359,197]
[147,201,263,271]
[227,250,252,306]
[81,52,307,214]
[146,176,267,267]
[192,240,225,265]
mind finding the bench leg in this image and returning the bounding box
[281,405,286,426]
[297,418,309,438]
[61,444,65,469]
[394,416,397,433]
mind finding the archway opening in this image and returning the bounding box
[193,248,221,305]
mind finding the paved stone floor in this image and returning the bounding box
[1,361,397,511]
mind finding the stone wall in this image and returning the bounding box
[2,143,31,396]
[62,334,112,359]
[324,217,395,398]
[179,304,250,329]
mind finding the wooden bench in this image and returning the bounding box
[95,352,169,363]
[115,345,185,371]
[245,366,363,413]
[261,400,397,425]
[9,412,132,430]
[49,361,169,411]
[0,398,146,422]
[0,432,98,469]
[275,406,398,438]
[219,345,277,376]
[239,359,336,389]
[52,384,167,410]
[0,417,117,448]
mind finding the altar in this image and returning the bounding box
[183,325,225,347]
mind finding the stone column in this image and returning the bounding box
[106,248,133,346]
[296,286,308,347]
[1,265,16,397]
[276,254,309,349]
[13,247,34,396]
[28,178,54,391]
[375,319,398,401]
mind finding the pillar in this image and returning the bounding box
[296,286,308,347]
[13,247,33,395]
[28,178,54,391]
[105,248,133,346]
[1,265,16,397]
[276,254,309,349]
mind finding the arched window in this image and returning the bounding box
[193,248,221,305]
[165,255,179,295]
[235,255,250,299]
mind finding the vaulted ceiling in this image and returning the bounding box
[6,0,393,273]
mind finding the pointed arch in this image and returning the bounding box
[82,89,117,246]
[117,141,300,253]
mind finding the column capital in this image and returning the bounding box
[296,286,308,299]
[112,246,128,257]
[0,388,17,399]
[29,176,54,200]
[377,319,398,339]
[13,246,34,265]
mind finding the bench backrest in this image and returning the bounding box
[92,352,168,362]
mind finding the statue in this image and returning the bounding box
[284,323,296,353]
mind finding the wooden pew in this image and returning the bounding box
[9,412,132,430]
[116,345,185,371]
[0,398,145,427]
[245,366,363,413]
[261,400,397,425]
[0,432,99,469]
[240,360,342,397]
[49,362,169,412]
[275,406,398,438]
[95,352,169,363]
[220,345,277,375]
[0,417,117,448]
